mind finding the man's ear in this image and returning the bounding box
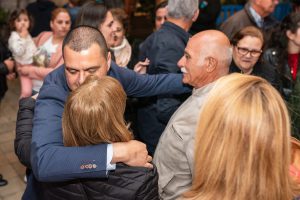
[286,30,294,41]
[205,57,217,73]
[192,9,200,22]
[50,20,53,30]
[107,51,111,71]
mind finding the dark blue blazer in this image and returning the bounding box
[31,62,190,182]
[137,22,190,155]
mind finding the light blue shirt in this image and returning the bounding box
[249,6,264,28]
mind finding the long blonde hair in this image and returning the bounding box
[184,73,298,200]
[62,75,132,146]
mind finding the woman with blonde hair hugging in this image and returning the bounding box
[42,75,158,200]
[183,73,300,200]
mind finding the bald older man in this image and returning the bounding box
[153,30,232,200]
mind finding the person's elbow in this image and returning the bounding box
[14,140,32,168]
[30,143,50,182]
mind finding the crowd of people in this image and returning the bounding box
[0,0,300,199]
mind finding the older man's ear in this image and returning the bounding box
[205,57,217,73]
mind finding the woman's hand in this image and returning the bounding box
[6,73,16,80]
[4,59,15,73]
[134,58,150,74]
[4,59,16,80]
[17,64,34,76]
[19,25,29,38]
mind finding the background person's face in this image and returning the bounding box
[178,38,206,88]
[15,13,30,32]
[99,11,115,48]
[64,44,111,91]
[155,7,167,30]
[257,0,278,16]
[50,12,71,38]
[112,20,125,47]
[232,36,263,74]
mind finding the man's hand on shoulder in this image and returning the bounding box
[112,140,153,168]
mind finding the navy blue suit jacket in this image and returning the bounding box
[31,62,190,182]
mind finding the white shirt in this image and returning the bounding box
[32,36,58,92]
[8,31,37,64]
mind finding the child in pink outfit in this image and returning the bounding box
[8,9,37,98]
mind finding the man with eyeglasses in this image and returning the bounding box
[220,0,279,40]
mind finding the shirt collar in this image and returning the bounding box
[193,81,217,96]
[249,6,264,28]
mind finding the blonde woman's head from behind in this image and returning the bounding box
[185,73,298,200]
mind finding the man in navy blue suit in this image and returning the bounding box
[30,26,190,184]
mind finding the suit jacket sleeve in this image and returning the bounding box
[109,64,191,97]
[112,64,189,124]
[31,74,108,182]
[15,97,36,169]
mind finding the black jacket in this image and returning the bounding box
[229,59,281,91]
[15,97,35,168]
[43,164,159,200]
[263,48,300,137]
[0,40,11,100]
[262,48,295,98]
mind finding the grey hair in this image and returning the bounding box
[167,0,198,20]
[198,43,232,76]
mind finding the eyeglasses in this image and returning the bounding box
[236,46,262,57]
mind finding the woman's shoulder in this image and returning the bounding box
[111,163,158,183]
[35,31,53,45]
[10,31,19,37]
[37,31,53,38]
[8,31,20,41]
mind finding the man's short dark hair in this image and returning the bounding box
[62,25,108,58]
